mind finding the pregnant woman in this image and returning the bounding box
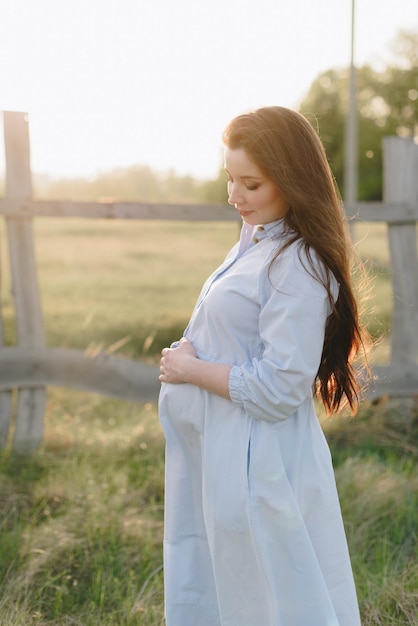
[158,106,369,626]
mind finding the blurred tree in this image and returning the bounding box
[375,30,418,137]
[198,167,228,204]
[34,164,229,205]
[36,165,200,204]
[299,29,418,201]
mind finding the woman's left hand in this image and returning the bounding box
[159,338,197,384]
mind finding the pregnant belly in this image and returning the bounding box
[158,382,205,431]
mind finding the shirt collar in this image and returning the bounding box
[239,218,289,255]
[261,218,287,240]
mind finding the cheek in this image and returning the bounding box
[250,189,266,205]
[262,189,279,208]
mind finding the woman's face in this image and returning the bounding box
[224,147,289,225]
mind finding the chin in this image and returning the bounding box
[241,215,257,224]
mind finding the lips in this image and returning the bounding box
[238,209,253,217]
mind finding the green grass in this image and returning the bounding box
[27,219,238,358]
[0,394,166,625]
[325,400,418,625]
[0,218,417,624]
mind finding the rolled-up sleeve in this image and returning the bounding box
[228,247,333,422]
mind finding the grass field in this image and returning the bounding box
[0,218,417,625]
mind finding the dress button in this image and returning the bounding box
[257,226,264,231]
[252,237,259,243]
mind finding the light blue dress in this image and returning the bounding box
[158,219,361,626]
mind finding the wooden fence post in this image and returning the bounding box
[4,111,46,452]
[383,136,418,377]
[0,222,13,447]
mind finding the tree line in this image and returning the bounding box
[33,166,227,205]
[2,29,416,204]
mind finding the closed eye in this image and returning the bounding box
[224,170,262,190]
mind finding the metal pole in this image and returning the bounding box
[344,0,358,209]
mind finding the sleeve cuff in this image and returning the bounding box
[228,365,244,405]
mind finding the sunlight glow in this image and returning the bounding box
[0,0,417,180]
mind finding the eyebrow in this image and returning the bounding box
[224,168,263,181]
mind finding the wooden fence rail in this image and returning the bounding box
[0,111,417,452]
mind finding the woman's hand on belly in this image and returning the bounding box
[159,338,232,400]
[159,338,197,384]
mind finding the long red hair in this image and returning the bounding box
[223,106,370,414]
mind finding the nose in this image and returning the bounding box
[227,183,244,206]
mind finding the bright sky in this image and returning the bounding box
[0,0,417,181]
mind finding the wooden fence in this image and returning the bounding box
[0,111,417,452]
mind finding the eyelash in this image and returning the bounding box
[226,178,260,191]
